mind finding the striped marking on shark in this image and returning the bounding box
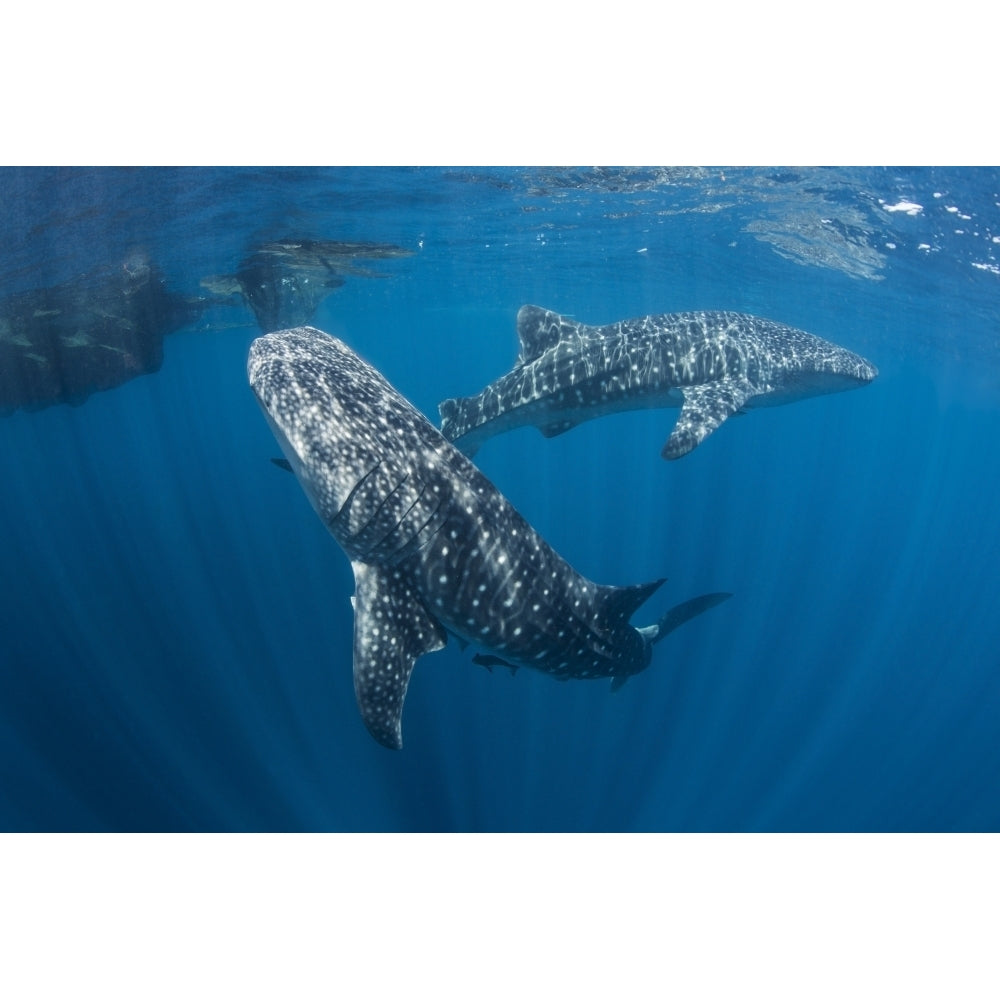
[248,326,730,749]
[439,305,878,460]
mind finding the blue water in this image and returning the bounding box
[1,166,998,831]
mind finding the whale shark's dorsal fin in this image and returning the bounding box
[351,560,446,750]
[516,305,582,366]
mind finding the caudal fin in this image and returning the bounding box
[648,592,732,644]
[613,591,732,691]
[437,395,463,436]
[438,396,482,455]
[599,578,666,624]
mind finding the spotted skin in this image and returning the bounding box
[439,305,878,460]
[248,327,728,749]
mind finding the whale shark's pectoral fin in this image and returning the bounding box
[663,378,754,460]
[350,561,447,750]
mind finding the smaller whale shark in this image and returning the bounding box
[439,305,878,460]
[249,326,730,748]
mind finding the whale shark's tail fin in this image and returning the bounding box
[615,591,732,691]
[439,304,587,454]
[438,395,482,456]
[646,591,732,646]
[599,578,666,624]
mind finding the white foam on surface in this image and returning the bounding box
[882,200,923,215]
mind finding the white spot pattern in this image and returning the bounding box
[439,305,877,461]
[248,326,664,749]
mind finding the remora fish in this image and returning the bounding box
[439,305,878,460]
[248,326,730,749]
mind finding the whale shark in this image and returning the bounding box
[202,238,413,333]
[439,305,878,460]
[248,326,730,749]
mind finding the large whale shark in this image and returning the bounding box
[439,305,878,460]
[248,326,730,749]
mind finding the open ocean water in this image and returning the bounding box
[1,166,998,832]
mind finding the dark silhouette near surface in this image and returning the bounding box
[0,252,204,415]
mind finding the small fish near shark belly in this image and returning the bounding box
[438,304,878,460]
[248,326,731,749]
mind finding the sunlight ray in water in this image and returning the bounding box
[1,166,999,831]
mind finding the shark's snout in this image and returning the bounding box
[247,334,287,414]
